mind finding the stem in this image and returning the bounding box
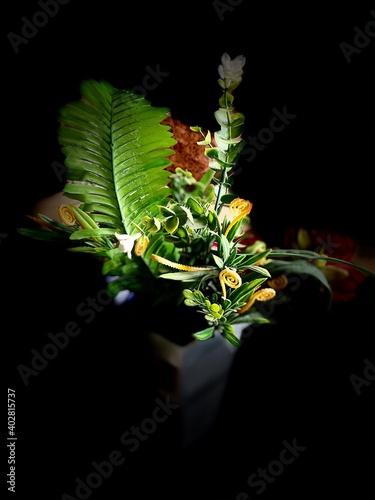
[214,90,232,213]
[214,171,226,213]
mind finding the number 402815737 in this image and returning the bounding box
[8,389,15,436]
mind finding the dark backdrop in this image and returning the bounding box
[2,0,375,242]
[2,1,374,499]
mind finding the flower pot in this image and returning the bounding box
[141,324,246,448]
[111,291,248,447]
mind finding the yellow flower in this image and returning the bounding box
[238,287,276,314]
[219,268,242,298]
[151,254,212,271]
[224,198,252,238]
[134,234,149,256]
[57,204,76,226]
[267,274,288,290]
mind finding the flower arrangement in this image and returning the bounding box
[19,53,375,347]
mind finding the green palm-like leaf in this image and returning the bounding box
[268,249,375,279]
[58,79,177,238]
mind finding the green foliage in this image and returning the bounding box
[59,80,176,236]
[17,53,374,347]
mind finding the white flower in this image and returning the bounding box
[115,232,141,258]
[218,52,246,88]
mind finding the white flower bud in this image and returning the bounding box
[218,52,246,88]
[115,232,141,259]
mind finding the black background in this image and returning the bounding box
[2,1,375,499]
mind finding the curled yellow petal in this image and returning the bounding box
[134,234,149,256]
[151,254,212,272]
[224,198,252,237]
[267,274,288,290]
[219,268,242,298]
[255,288,277,301]
[238,287,276,314]
[229,198,252,216]
[57,204,76,226]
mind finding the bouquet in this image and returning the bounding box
[19,53,374,347]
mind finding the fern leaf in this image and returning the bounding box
[58,80,177,237]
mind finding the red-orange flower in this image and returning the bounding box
[284,227,367,303]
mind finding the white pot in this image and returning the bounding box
[143,324,246,447]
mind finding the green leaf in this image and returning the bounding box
[69,205,100,230]
[17,227,71,241]
[265,259,332,298]
[225,218,244,243]
[159,205,177,217]
[193,327,215,341]
[214,133,243,151]
[175,226,189,242]
[207,210,220,231]
[220,194,238,205]
[212,254,224,268]
[69,228,115,240]
[58,80,176,244]
[220,234,231,261]
[186,197,204,215]
[239,250,272,267]
[245,265,271,277]
[218,90,234,107]
[198,169,215,189]
[197,130,211,145]
[158,269,215,281]
[221,324,240,347]
[164,216,180,234]
[190,126,202,133]
[205,147,221,159]
[269,249,375,279]
[229,278,267,304]
[232,310,273,325]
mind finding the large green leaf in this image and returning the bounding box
[269,249,375,279]
[58,79,177,236]
[264,259,331,294]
